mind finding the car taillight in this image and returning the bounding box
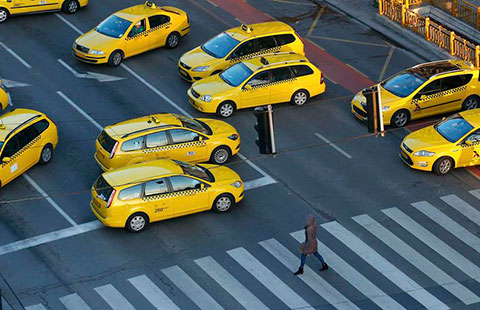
[106,189,116,208]
[110,141,119,159]
[320,72,324,84]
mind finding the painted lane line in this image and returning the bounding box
[353,214,480,305]
[442,194,480,226]
[322,221,449,310]
[55,13,83,35]
[1,79,31,88]
[260,238,359,310]
[314,133,352,159]
[128,274,179,310]
[346,63,369,79]
[0,42,32,69]
[0,220,103,256]
[59,293,92,310]
[195,256,269,310]
[57,91,103,131]
[469,189,480,203]
[324,75,338,84]
[290,230,406,310]
[22,174,77,226]
[205,0,219,7]
[272,0,317,6]
[162,265,223,310]
[382,207,480,284]
[25,304,47,310]
[227,247,314,310]
[243,175,275,190]
[307,7,324,37]
[378,46,395,81]
[95,284,136,310]
[2,297,12,310]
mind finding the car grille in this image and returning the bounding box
[180,61,191,70]
[76,44,90,53]
[400,150,413,166]
[402,143,413,153]
[353,105,367,118]
[191,88,201,99]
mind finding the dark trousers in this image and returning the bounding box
[300,251,325,268]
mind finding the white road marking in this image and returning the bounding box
[195,256,269,310]
[442,194,480,226]
[1,297,12,310]
[59,293,92,310]
[94,284,136,310]
[1,79,31,88]
[58,59,126,82]
[354,214,480,305]
[55,13,83,35]
[7,92,12,106]
[57,91,103,131]
[259,238,359,310]
[383,207,480,284]
[24,304,47,310]
[346,63,369,79]
[243,176,275,190]
[0,42,32,69]
[227,247,314,310]
[22,174,77,226]
[290,230,406,310]
[128,274,179,310]
[323,221,449,310]
[314,133,352,159]
[162,265,223,310]
[470,189,480,201]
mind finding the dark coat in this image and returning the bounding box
[302,215,318,255]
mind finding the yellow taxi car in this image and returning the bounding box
[400,110,480,175]
[177,22,304,82]
[94,113,240,170]
[0,109,58,187]
[90,159,244,232]
[351,60,480,127]
[0,0,87,23]
[73,1,190,67]
[0,79,10,111]
[188,52,325,117]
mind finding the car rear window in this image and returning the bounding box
[274,34,296,46]
[118,184,142,200]
[98,130,117,153]
[291,65,314,77]
[94,176,114,202]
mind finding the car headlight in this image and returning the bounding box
[228,133,239,140]
[414,150,435,157]
[90,50,105,55]
[231,181,242,188]
[192,66,209,72]
[382,106,390,111]
[354,93,366,105]
[200,95,212,102]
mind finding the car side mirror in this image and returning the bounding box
[2,157,10,163]
[420,95,426,100]
[465,140,473,146]
[244,84,252,91]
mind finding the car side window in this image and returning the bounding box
[118,184,143,200]
[1,135,20,160]
[255,36,277,51]
[274,34,296,46]
[144,178,169,196]
[128,19,146,37]
[169,175,202,192]
[121,136,144,151]
[466,129,480,142]
[169,129,199,144]
[149,15,170,28]
[32,120,49,135]
[246,70,270,87]
[146,131,168,148]
[442,74,473,92]
[230,39,256,59]
[271,67,293,82]
[417,79,442,97]
[291,65,314,77]
[15,125,39,151]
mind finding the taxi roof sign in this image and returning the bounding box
[241,24,252,33]
[145,1,156,9]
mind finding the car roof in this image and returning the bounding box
[226,21,294,42]
[0,109,45,141]
[114,4,183,22]
[103,159,183,187]
[408,60,474,80]
[460,109,480,127]
[242,52,310,71]
[106,113,183,140]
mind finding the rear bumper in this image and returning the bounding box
[91,201,124,228]
[94,153,109,171]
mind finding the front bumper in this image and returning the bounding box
[187,88,218,113]
[178,61,212,82]
[399,144,434,171]
[351,100,367,122]
[73,48,107,64]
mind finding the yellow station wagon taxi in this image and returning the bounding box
[178,22,304,82]
[0,109,58,187]
[0,0,87,23]
[351,60,480,127]
[91,159,244,232]
[400,110,480,175]
[0,79,10,111]
[95,113,240,170]
[73,1,190,67]
[188,52,325,117]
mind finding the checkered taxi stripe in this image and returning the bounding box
[142,187,207,201]
[412,85,467,107]
[242,77,298,91]
[229,46,281,63]
[1,135,41,167]
[142,141,206,154]
[125,22,172,41]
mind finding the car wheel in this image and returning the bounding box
[39,144,53,165]
[212,194,234,213]
[291,89,309,106]
[166,32,180,49]
[217,101,235,118]
[126,213,149,232]
[108,50,123,67]
[391,109,409,128]
[462,95,479,111]
[433,157,453,176]
[0,8,8,23]
[210,146,231,164]
[62,0,79,14]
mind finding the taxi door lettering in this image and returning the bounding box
[411,79,443,117]
[10,163,17,173]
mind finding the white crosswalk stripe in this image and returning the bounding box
[161,265,223,310]
[383,207,480,284]
[194,256,269,310]
[322,221,449,310]
[442,194,480,226]
[259,238,360,310]
[94,284,136,310]
[59,293,92,310]
[128,274,179,310]
[25,305,47,310]
[353,214,480,305]
[1,297,12,310]
[227,247,315,310]
[469,189,480,201]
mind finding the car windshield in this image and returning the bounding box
[176,115,212,135]
[96,15,132,38]
[175,160,214,182]
[381,71,426,98]
[434,114,474,143]
[201,32,240,59]
[220,63,253,87]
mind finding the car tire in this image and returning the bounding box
[433,157,454,176]
[0,8,9,23]
[166,32,181,49]
[217,101,235,118]
[39,144,53,165]
[126,212,149,232]
[62,0,79,14]
[210,146,231,164]
[391,109,410,128]
[461,95,479,111]
[212,194,234,213]
[108,50,123,67]
[290,89,309,106]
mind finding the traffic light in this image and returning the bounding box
[363,87,381,133]
[254,106,274,154]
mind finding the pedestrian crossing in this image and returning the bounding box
[24,191,480,309]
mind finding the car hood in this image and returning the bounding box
[402,126,449,151]
[180,46,220,69]
[76,29,119,51]
[198,118,237,136]
[202,164,242,183]
[191,75,233,96]
[352,85,401,107]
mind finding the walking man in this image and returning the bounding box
[294,215,328,275]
